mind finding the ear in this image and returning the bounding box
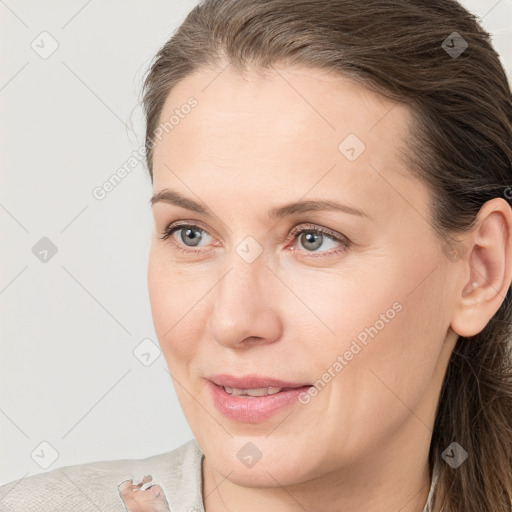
[450,197,512,338]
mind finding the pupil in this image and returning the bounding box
[182,227,201,246]
[302,231,322,251]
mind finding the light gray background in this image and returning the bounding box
[1,0,511,486]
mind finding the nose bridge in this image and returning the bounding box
[218,231,268,304]
[208,240,282,347]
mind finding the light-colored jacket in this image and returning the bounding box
[0,438,205,512]
[0,438,439,512]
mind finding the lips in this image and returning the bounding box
[205,378,312,423]
[206,374,311,389]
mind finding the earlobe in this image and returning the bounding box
[450,198,512,338]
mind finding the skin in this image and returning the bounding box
[147,62,512,512]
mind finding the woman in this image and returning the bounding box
[1,0,511,511]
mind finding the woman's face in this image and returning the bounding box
[147,64,460,487]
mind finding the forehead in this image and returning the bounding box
[151,64,421,221]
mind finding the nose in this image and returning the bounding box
[206,252,283,349]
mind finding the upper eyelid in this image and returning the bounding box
[166,220,339,235]
[164,220,347,244]
[290,223,343,239]
[166,220,215,238]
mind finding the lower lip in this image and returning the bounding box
[206,380,312,423]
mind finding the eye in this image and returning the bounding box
[288,223,351,257]
[158,221,351,257]
[158,222,214,254]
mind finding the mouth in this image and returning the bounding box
[205,375,313,423]
[220,385,309,397]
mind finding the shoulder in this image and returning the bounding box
[0,438,204,512]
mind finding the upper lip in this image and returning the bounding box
[207,374,311,389]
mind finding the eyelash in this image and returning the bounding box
[157,221,351,257]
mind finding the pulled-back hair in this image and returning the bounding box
[141,1,512,510]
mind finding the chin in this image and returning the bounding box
[204,439,321,488]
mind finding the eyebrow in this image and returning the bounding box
[150,188,370,220]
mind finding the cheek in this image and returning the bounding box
[332,265,447,433]
[290,262,402,357]
[147,247,216,366]
[308,250,447,434]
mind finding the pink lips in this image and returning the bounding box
[206,374,312,423]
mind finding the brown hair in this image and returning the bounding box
[141,1,512,510]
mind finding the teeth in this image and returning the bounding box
[223,386,283,397]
